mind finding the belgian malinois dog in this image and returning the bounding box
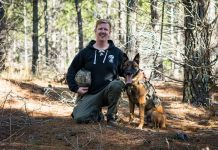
[122,53,166,129]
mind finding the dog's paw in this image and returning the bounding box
[136,126,143,130]
[136,124,143,130]
[128,118,134,123]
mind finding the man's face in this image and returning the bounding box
[95,23,111,42]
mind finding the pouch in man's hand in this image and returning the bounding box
[75,69,91,87]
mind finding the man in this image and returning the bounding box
[66,19,124,125]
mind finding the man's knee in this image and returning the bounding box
[110,80,124,92]
[72,106,100,123]
[72,110,90,123]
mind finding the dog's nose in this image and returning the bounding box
[126,71,132,75]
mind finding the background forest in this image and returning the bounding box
[0,0,218,149]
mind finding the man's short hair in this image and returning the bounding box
[95,19,111,30]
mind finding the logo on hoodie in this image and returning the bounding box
[108,55,114,63]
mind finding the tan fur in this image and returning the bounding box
[150,107,166,129]
[126,71,148,129]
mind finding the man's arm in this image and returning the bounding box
[66,52,84,93]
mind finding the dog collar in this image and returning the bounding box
[132,69,140,78]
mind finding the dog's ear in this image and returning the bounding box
[122,53,129,63]
[133,53,140,64]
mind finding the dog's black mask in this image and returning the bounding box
[122,53,140,84]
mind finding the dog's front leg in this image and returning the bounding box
[129,101,135,124]
[138,102,145,129]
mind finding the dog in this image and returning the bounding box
[146,105,166,129]
[122,53,166,129]
[144,82,166,128]
[151,109,166,128]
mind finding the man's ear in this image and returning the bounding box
[133,53,140,65]
[122,53,129,63]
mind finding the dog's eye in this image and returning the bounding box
[128,62,133,66]
[133,62,139,67]
[124,63,130,67]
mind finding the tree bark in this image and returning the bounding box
[44,0,49,65]
[183,0,212,106]
[74,0,83,51]
[0,1,6,72]
[32,0,39,74]
[126,0,138,56]
[118,0,126,46]
[150,0,163,80]
[24,0,29,74]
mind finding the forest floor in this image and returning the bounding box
[0,77,218,150]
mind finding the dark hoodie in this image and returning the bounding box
[66,40,124,94]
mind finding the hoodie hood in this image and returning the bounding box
[86,40,115,50]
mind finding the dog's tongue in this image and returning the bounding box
[126,74,133,84]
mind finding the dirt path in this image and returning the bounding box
[0,78,217,150]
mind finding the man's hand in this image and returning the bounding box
[77,87,89,95]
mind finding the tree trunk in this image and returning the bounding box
[23,0,30,75]
[118,0,126,47]
[126,0,138,56]
[44,0,49,65]
[150,0,163,80]
[174,3,184,80]
[32,0,39,74]
[168,2,176,79]
[183,0,212,106]
[0,1,6,72]
[106,0,112,18]
[74,0,83,51]
[150,0,159,32]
